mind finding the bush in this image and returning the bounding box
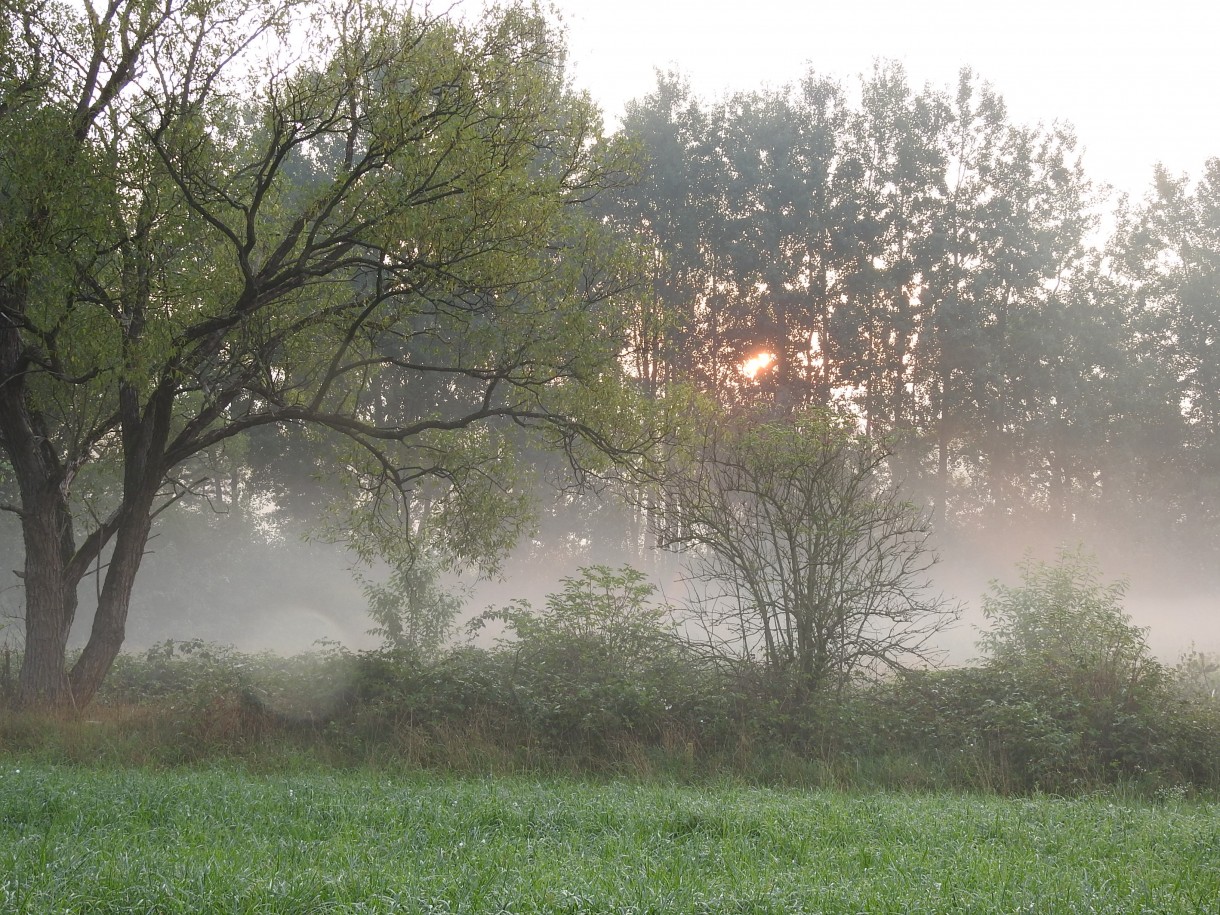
[864,548,1205,792]
[101,639,247,708]
[4,551,1217,795]
[473,565,696,755]
[975,547,1170,785]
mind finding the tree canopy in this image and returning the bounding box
[605,66,1219,565]
[0,0,663,707]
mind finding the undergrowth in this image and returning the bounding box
[2,638,1218,798]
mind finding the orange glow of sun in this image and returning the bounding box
[740,351,776,380]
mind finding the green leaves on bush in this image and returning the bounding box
[472,565,687,752]
[880,548,1219,792]
[980,547,1163,701]
[974,547,1168,785]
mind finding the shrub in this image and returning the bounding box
[473,565,693,754]
[101,639,246,708]
[975,547,1169,785]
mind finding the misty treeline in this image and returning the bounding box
[605,67,1219,558]
[0,0,1217,787]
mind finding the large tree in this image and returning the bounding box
[0,0,662,707]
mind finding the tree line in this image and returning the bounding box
[0,0,1215,712]
[604,67,1219,558]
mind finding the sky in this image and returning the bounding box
[544,0,1218,200]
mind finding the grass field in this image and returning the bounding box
[1,763,1217,913]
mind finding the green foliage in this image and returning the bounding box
[474,565,686,753]
[361,558,462,659]
[871,548,1188,792]
[96,639,357,759]
[976,549,1166,775]
[975,546,1168,784]
[102,639,247,707]
[979,547,1157,685]
[3,626,1220,793]
[1174,648,1220,702]
[483,564,675,662]
[339,646,513,731]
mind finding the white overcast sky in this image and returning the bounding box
[537,0,1218,200]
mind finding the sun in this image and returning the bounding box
[740,351,776,380]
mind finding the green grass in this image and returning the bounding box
[1,763,1217,913]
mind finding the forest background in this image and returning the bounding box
[5,43,1214,662]
[0,0,1218,793]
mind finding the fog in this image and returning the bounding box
[0,511,376,657]
[931,522,1220,664]
[2,480,1210,672]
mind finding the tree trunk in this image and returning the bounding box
[16,574,75,708]
[14,495,159,709]
[1,305,84,708]
[13,489,81,708]
[67,381,173,707]
[69,512,154,706]
[4,363,172,708]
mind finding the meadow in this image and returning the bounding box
[1,761,1217,914]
